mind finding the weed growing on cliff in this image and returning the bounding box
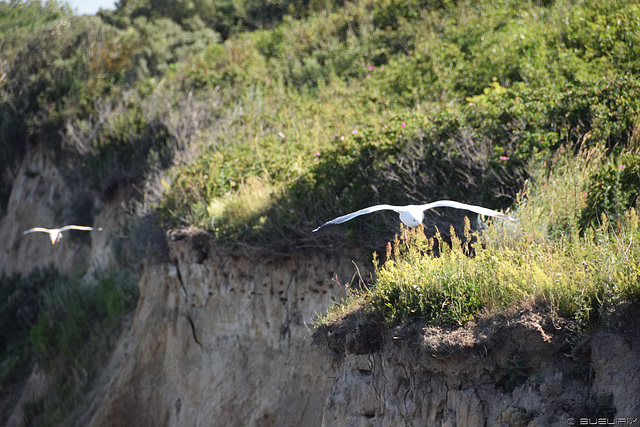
[20,269,138,425]
[30,271,137,381]
[499,355,529,393]
[0,267,60,385]
[321,146,640,330]
[588,393,617,420]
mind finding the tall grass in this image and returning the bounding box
[319,146,640,330]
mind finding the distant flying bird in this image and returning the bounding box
[313,200,515,232]
[23,225,103,245]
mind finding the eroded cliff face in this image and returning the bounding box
[82,229,370,427]
[313,309,640,426]
[5,144,640,427]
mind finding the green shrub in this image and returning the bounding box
[28,271,138,381]
[0,1,72,211]
[465,75,640,157]
[0,4,219,210]
[582,149,640,226]
[0,1,71,56]
[105,0,307,40]
[75,96,172,200]
[0,267,60,384]
[499,355,529,393]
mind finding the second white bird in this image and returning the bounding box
[23,225,103,245]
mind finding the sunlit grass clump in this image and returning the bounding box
[321,147,640,330]
[365,211,639,329]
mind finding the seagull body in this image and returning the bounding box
[313,200,514,232]
[23,225,103,244]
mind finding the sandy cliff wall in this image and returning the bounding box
[1,140,376,427]
[83,229,370,427]
[313,310,640,426]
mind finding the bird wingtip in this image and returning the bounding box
[312,224,328,232]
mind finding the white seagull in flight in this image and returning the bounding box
[313,200,514,232]
[23,225,103,245]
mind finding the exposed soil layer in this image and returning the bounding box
[313,305,640,426]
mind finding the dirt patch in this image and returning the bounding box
[313,302,574,363]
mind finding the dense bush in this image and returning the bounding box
[582,148,640,226]
[29,272,138,380]
[0,268,60,384]
[151,0,640,244]
[104,0,312,40]
[4,0,639,239]
[0,265,137,391]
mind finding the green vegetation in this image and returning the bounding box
[0,267,138,425]
[3,0,639,240]
[154,0,640,243]
[1,0,640,421]
[29,271,138,380]
[319,146,640,331]
[499,355,529,393]
[0,267,59,384]
[588,393,616,420]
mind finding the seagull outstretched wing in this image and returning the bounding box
[313,204,406,232]
[418,200,514,221]
[23,225,102,245]
[59,225,98,232]
[23,227,54,235]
